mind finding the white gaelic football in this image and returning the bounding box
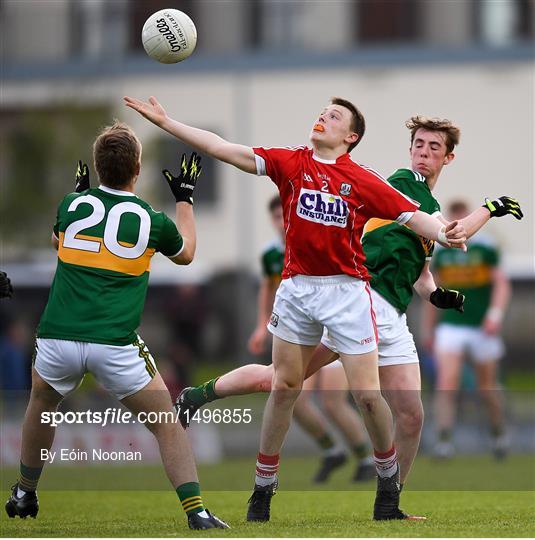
[142,9,197,64]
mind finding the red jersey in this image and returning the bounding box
[254,146,419,280]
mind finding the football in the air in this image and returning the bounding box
[142,9,197,64]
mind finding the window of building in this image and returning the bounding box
[152,135,217,206]
[357,0,422,44]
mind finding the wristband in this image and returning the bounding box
[486,307,504,323]
[437,226,448,244]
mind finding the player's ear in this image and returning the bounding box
[444,152,455,165]
[346,132,358,146]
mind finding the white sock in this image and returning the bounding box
[255,453,279,487]
[374,447,398,479]
[255,473,277,487]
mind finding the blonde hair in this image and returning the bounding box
[406,116,460,154]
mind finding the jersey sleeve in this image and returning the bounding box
[157,213,184,257]
[260,251,271,277]
[361,174,420,224]
[388,171,441,217]
[53,207,60,238]
[253,146,302,187]
[53,193,76,238]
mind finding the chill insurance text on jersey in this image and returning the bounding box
[254,146,419,280]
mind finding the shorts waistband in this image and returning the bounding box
[290,274,362,286]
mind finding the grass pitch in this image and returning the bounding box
[1,455,534,537]
[1,490,533,537]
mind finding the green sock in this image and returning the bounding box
[317,433,335,450]
[186,378,220,407]
[439,429,451,442]
[19,462,43,492]
[176,482,205,515]
[352,443,370,459]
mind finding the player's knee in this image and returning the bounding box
[352,390,381,413]
[397,405,424,437]
[272,370,302,391]
[271,375,302,404]
[255,366,273,393]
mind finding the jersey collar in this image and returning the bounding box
[98,185,137,197]
[312,152,350,165]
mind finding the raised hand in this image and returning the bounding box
[483,196,523,220]
[124,96,168,127]
[162,152,202,204]
[75,160,90,193]
[443,220,467,251]
[430,287,465,313]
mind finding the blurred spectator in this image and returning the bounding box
[0,316,31,391]
[422,199,511,460]
[164,284,208,391]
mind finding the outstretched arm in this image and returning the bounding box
[437,196,524,239]
[124,96,257,174]
[406,210,467,249]
[171,203,196,265]
[163,153,203,265]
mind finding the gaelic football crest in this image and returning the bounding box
[339,183,351,196]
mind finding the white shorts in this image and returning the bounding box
[435,323,504,363]
[321,289,419,367]
[34,336,157,400]
[322,359,343,370]
[267,275,377,355]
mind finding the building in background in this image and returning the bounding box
[1,0,533,377]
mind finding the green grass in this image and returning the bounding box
[1,456,534,537]
[1,490,533,537]
[2,455,533,491]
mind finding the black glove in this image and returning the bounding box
[162,152,202,205]
[75,160,90,193]
[483,196,523,220]
[430,287,464,313]
[0,271,13,299]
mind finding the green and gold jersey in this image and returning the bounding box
[38,186,183,345]
[432,234,499,327]
[261,238,284,285]
[362,168,441,313]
